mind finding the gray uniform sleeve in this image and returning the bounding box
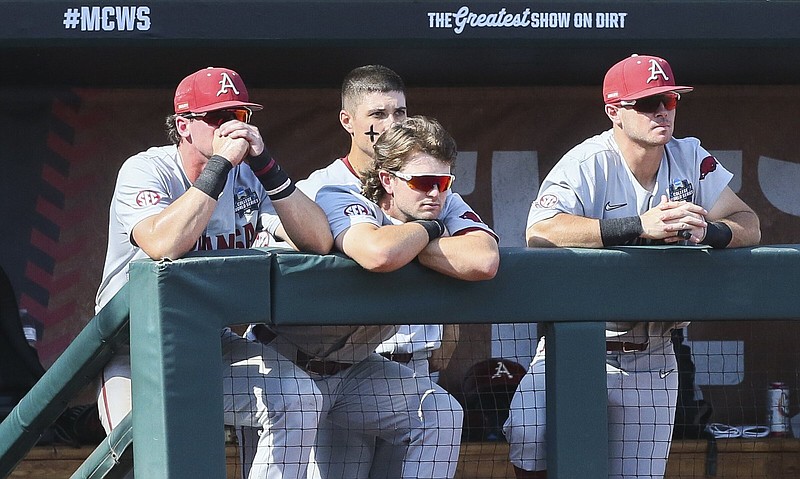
[316,184,382,239]
[440,193,498,241]
[113,155,176,240]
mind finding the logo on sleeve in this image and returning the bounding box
[135,190,161,207]
[343,203,371,216]
[700,156,718,180]
[535,194,558,209]
[459,211,482,223]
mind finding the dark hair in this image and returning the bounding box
[341,65,405,112]
[362,116,457,203]
[165,114,181,145]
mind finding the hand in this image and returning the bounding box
[211,130,250,166]
[217,121,265,158]
[640,195,708,243]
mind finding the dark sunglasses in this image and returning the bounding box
[617,93,680,113]
[184,107,252,127]
[391,171,455,192]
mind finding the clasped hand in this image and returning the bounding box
[640,195,707,243]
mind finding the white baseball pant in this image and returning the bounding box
[503,336,678,479]
[98,329,323,479]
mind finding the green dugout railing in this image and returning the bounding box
[2,245,800,478]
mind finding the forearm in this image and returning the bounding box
[713,210,761,248]
[526,214,604,248]
[132,188,217,260]
[417,232,499,280]
[339,222,431,272]
[272,189,333,254]
[429,324,460,373]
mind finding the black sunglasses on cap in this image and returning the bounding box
[617,93,680,114]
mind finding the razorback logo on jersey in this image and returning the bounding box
[459,211,482,223]
[534,194,559,209]
[700,156,718,180]
[135,190,161,207]
[343,203,372,217]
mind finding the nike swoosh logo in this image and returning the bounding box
[659,369,675,379]
[604,202,627,211]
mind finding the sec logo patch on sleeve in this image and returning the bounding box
[135,190,162,207]
[535,194,558,208]
[343,203,371,216]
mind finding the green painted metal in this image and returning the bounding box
[0,284,130,477]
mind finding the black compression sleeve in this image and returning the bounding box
[599,216,643,246]
[701,221,733,248]
[414,219,446,241]
[250,150,296,201]
[193,155,232,199]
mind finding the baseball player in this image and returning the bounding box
[503,54,760,479]
[241,65,462,478]
[252,115,498,479]
[95,67,333,479]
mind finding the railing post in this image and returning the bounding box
[546,321,607,478]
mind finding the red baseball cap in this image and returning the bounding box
[603,54,693,104]
[174,67,263,114]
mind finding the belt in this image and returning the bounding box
[296,350,354,376]
[380,352,414,364]
[606,341,648,353]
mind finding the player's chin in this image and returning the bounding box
[414,209,441,220]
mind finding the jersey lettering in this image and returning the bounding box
[217,72,240,97]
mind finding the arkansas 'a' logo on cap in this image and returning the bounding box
[216,72,241,97]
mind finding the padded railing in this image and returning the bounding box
[3,245,800,478]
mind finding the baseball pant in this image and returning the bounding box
[306,353,462,479]
[305,349,439,479]
[98,329,323,479]
[503,336,678,479]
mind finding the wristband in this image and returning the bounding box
[701,221,733,249]
[599,216,643,246]
[250,151,296,201]
[414,219,446,241]
[193,155,232,199]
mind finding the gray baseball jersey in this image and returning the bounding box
[95,145,279,311]
[266,163,496,363]
[527,129,731,339]
[527,129,731,230]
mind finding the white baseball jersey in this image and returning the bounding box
[527,129,732,339]
[266,160,496,363]
[95,145,279,311]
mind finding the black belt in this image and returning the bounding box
[296,350,354,376]
[606,341,648,353]
[380,352,414,364]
